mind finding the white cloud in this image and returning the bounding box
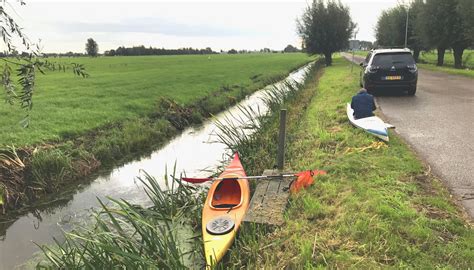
[4,1,399,53]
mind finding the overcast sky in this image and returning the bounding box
[7,0,400,53]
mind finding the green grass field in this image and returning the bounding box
[0,53,312,146]
[419,49,474,69]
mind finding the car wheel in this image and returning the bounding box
[407,86,416,96]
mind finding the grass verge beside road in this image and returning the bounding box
[419,50,474,69]
[352,50,370,58]
[417,63,474,78]
[226,56,473,268]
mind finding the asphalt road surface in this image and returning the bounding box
[342,53,474,219]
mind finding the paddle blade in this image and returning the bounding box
[309,170,327,176]
[181,177,212,184]
[290,170,327,194]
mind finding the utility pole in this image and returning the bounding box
[351,28,359,73]
[404,5,409,48]
[398,0,412,48]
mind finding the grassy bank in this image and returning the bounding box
[0,54,313,214]
[225,56,473,268]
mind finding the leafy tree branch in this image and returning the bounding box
[0,1,88,127]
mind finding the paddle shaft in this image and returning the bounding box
[182,173,297,183]
[214,174,297,181]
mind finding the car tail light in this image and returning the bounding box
[368,66,379,73]
[407,64,417,73]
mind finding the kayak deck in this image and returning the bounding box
[346,103,389,142]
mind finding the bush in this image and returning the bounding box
[29,149,73,193]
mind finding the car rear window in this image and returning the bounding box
[372,53,415,67]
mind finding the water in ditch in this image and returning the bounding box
[0,63,312,269]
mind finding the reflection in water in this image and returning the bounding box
[0,63,312,269]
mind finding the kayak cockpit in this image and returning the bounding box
[211,179,242,209]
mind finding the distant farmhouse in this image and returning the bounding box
[349,40,360,51]
[348,40,373,51]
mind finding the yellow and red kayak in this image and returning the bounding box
[202,152,250,267]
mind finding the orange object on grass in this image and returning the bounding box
[290,170,327,194]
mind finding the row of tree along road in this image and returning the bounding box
[296,0,473,69]
[376,0,474,68]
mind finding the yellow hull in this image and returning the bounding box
[203,218,237,266]
[201,153,249,267]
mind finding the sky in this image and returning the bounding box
[6,0,400,53]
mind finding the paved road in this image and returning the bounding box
[342,53,474,219]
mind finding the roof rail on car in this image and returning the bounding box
[373,46,408,50]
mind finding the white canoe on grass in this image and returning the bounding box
[346,103,391,142]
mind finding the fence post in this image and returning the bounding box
[277,109,287,170]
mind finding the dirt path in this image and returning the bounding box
[342,53,474,219]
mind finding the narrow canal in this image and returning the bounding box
[0,63,312,269]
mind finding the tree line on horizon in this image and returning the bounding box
[375,0,473,68]
[103,45,217,56]
[103,45,301,56]
[8,44,301,58]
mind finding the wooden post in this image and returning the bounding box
[277,109,287,170]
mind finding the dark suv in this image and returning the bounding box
[360,49,418,95]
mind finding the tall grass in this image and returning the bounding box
[213,62,320,174]
[261,80,304,111]
[208,61,325,268]
[37,170,205,269]
[29,149,73,193]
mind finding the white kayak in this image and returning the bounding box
[346,103,390,142]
